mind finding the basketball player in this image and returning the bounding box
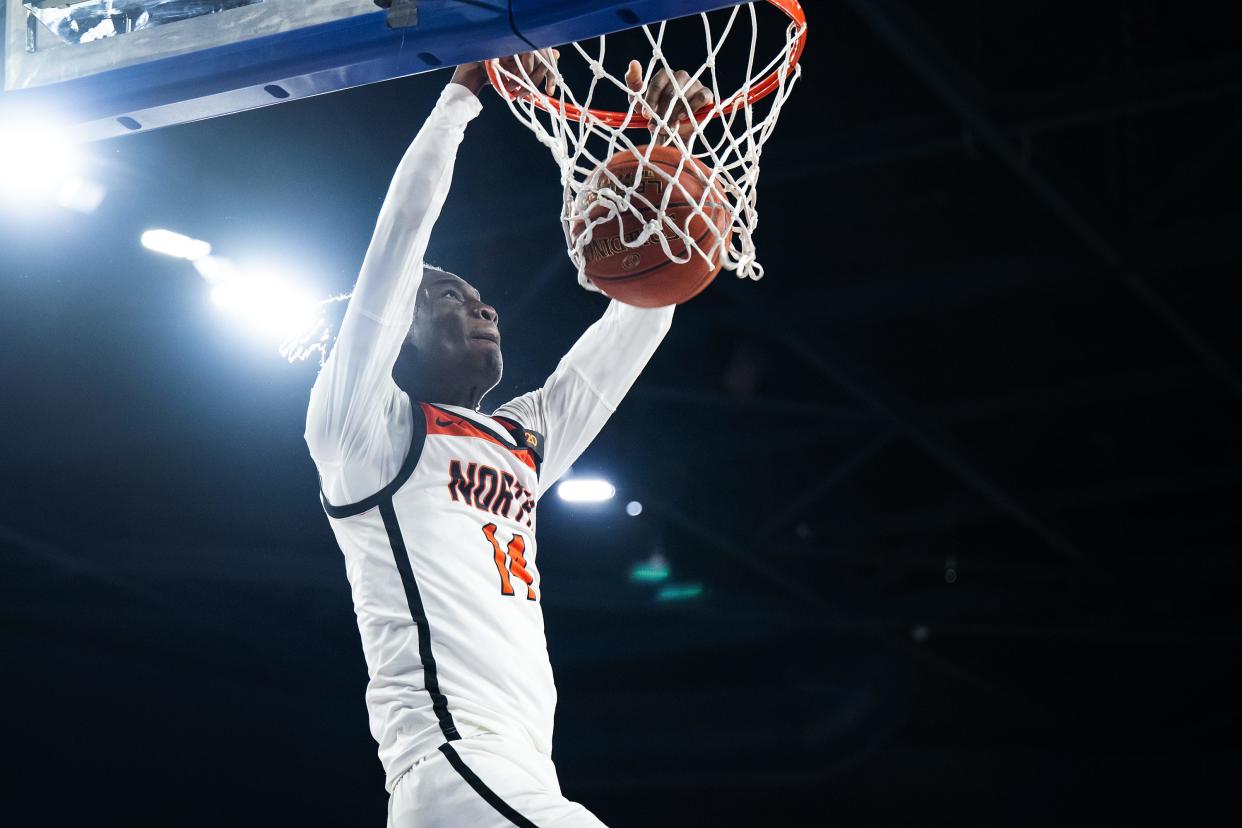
[305,52,713,826]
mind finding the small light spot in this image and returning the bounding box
[626,501,643,517]
[628,553,668,583]
[556,478,615,503]
[911,624,929,642]
[657,583,702,601]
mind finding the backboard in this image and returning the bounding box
[3,1,742,142]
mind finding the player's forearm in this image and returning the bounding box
[560,300,675,409]
[349,82,483,326]
[509,300,674,491]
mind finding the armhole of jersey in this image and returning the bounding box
[321,403,429,519]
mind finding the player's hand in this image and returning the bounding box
[451,50,560,98]
[625,60,715,145]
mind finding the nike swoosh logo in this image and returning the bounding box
[436,418,457,427]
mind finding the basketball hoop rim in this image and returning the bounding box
[484,0,807,130]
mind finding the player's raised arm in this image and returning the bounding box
[307,54,558,505]
[304,69,485,504]
[494,61,716,495]
[494,299,675,497]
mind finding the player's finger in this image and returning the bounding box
[498,54,524,93]
[625,59,644,94]
[540,48,559,95]
[686,82,714,117]
[644,68,680,141]
[522,49,554,95]
[522,51,542,86]
[669,70,693,122]
[663,71,687,128]
[646,68,673,122]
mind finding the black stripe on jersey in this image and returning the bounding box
[438,743,541,828]
[321,400,428,519]
[380,500,461,742]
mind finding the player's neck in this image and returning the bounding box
[408,376,484,411]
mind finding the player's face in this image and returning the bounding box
[410,272,503,388]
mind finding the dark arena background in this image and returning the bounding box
[3,2,1241,826]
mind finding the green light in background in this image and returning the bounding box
[629,554,669,583]
[656,583,703,601]
[629,564,669,583]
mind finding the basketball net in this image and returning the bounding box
[486,1,807,290]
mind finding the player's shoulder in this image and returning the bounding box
[490,390,537,423]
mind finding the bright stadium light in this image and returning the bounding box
[133,224,328,350]
[193,254,239,284]
[0,120,81,210]
[211,270,322,340]
[55,176,107,214]
[141,229,212,261]
[556,478,616,503]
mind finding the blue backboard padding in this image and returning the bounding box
[509,0,743,48]
[4,1,740,141]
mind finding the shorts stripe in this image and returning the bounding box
[439,743,541,828]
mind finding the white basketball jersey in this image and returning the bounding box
[322,402,552,787]
[304,82,675,796]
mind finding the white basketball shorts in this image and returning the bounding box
[387,734,608,827]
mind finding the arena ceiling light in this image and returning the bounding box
[556,478,616,503]
[54,176,106,214]
[0,118,101,212]
[210,270,321,341]
[141,229,212,260]
[0,122,73,198]
[192,254,239,284]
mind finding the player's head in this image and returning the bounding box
[394,265,502,408]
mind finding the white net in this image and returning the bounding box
[487,1,806,290]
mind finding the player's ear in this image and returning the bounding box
[408,300,427,341]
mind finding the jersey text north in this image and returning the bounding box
[449,459,536,526]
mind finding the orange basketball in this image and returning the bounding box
[573,145,732,307]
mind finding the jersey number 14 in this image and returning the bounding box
[483,523,536,601]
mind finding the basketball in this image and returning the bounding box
[573,145,732,307]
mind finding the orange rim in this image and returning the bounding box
[485,0,807,130]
